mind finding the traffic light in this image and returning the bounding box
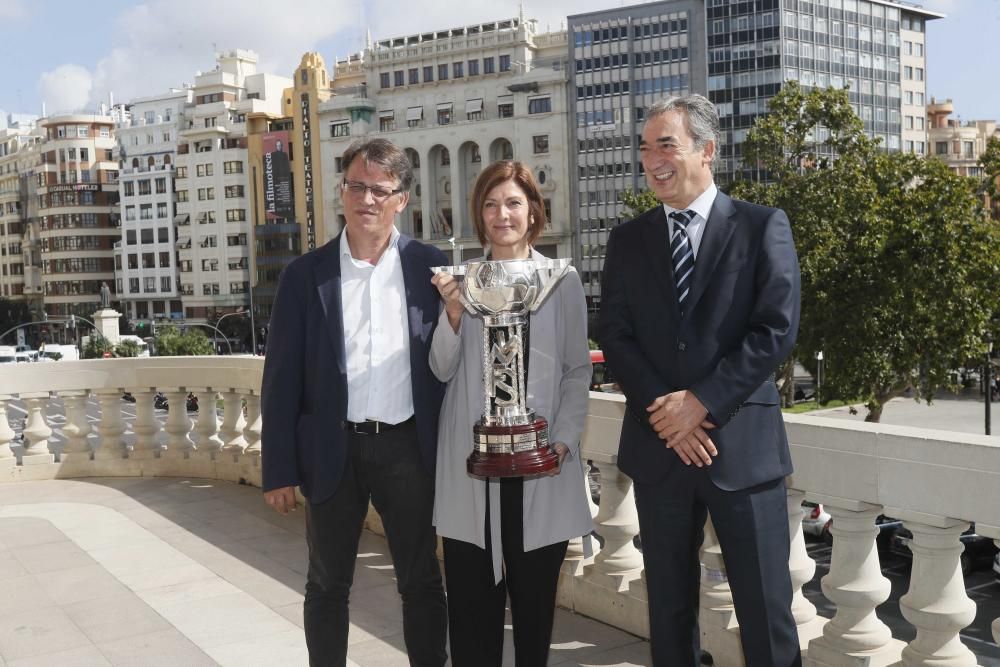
[136,321,146,335]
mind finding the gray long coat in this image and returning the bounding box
[430,250,595,583]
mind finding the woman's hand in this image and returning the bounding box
[432,272,465,332]
[543,442,570,476]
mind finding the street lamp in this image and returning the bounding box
[215,309,249,354]
[986,332,993,436]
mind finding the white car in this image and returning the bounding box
[802,502,832,543]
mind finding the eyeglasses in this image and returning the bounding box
[341,179,404,202]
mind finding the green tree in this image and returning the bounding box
[153,325,215,356]
[114,339,142,358]
[0,298,33,344]
[82,336,114,359]
[619,188,660,219]
[733,82,1000,420]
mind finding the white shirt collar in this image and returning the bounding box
[662,182,718,222]
[339,226,401,265]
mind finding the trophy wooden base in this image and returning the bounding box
[468,418,559,478]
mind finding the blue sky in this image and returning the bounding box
[1,0,998,123]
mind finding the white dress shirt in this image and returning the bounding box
[340,227,414,424]
[663,182,718,259]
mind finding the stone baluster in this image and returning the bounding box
[190,388,222,459]
[787,489,826,644]
[699,514,741,665]
[129,389,161,458]
[806,503,902,665]
[565,460,601,565]
[242,393,262,456]
[219,391,247,458]
[59,391,94,462]
[93,390,128,460]
[162,389,194,457]
[21,393,55,465]
[0,395,16,472]
[591,463,643,576]
[898,519,977,666]
[994,539,1000,645]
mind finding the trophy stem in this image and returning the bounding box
[481,324,491,420]
[515,322,526,413]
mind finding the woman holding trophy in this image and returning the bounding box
[430,160,593,666]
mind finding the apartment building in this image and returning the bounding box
[173,49,290,323]
[114,89,191,326]
[0,116,42,304]
[32,114,120,319]
[318,16,574,262]
[568,0,942,313]
[928,98,1000,219]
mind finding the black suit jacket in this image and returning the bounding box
[261,233,447,503]
[598,192,800,491]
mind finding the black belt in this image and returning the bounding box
[344,417,414,436]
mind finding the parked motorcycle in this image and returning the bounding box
[152,392,199,412]
[121,392,136,403]
[153,392,169,410]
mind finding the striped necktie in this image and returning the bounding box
[668,209,696,313]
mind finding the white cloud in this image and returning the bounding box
[37,64,92,114]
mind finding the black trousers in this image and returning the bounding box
[634,464,801,667]
[442,477,568,667]
[303,421,447,667]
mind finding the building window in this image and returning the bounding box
[437,106,452,125]
[226,209,246,222]
[138,179,151,195]
[380,72,390,88]
[499,55,511,72]
[483,57,495,74]
[129,278,140,292]
[498,101,514,118]
[468,59,479,76]
[124,182,135,196]
[177,190,188,202]
[225,185,244,198]
[453,61,464,78]
[157,202,168,218]
[438,64,448,81]
[125,206,136,221]
[140,204,153,220]
[379,113,395,132]
[161,276,172,292]
[330,121,350,138]
[196,163,213,177]
[203,283,220,295]
[528,96,551,114]
[176,166,187,178]
[441,148,450,166]
[935,142,948,155]
[158,227,169,242]
[466,98,484,121]
[154,177,166,194]
[406,106,423,128]
[533,135,549,154]
[201,259,218,271]
[409,68,419,84]
[423,66,434,82]
[223,161,243,174]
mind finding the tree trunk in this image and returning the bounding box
[864,403,883,422]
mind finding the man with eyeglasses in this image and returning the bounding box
[261,137,449,666]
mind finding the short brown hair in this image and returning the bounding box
[470,161,546,248]
[340,137,414,190]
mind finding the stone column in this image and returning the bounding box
[898,519,977,666]
[449,151,464,240]
[59,391,93,462]
[420,149,434,241]
[129,390,161,459]
[242,393,262,457]
[591,464,643,576]
[93,390,127,460]
[21,393,55,465]
[787,489,827,645]
[190,388,222,460]
[806,503,901,666]
[219,391,248,458]
[162,389,194,458]
[0,395,16,472]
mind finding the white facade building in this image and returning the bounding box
[114,89,191,326]
[0,117,42,303]
[319,17,574,261]
[173,50,290,323]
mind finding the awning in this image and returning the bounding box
[173,213,190,224]
[378,109,394,118]
[465,98,483,114]
[436,102,453,111]
[497,94,513,104]
[406,106,423,121]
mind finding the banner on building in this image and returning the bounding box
[262,131,293,221]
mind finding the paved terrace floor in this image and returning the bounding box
[0,477,651,666]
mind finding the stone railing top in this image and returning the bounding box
[0,356,265,397]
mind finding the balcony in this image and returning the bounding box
[1,359,998,665]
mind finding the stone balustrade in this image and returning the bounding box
[1,360,999,665]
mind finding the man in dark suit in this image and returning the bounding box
[261,137,448,666]
[599,94,802,666]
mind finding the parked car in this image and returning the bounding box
[890,522,999,575]
[802,502,832,541]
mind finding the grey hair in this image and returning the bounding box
[340,137,414,191]
[646,94,720,161]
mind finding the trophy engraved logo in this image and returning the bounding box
[431,258,572,477]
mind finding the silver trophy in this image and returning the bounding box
[431,258,573,477]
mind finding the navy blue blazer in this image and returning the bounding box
[598,192,801,491]
[261,232,447,504]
